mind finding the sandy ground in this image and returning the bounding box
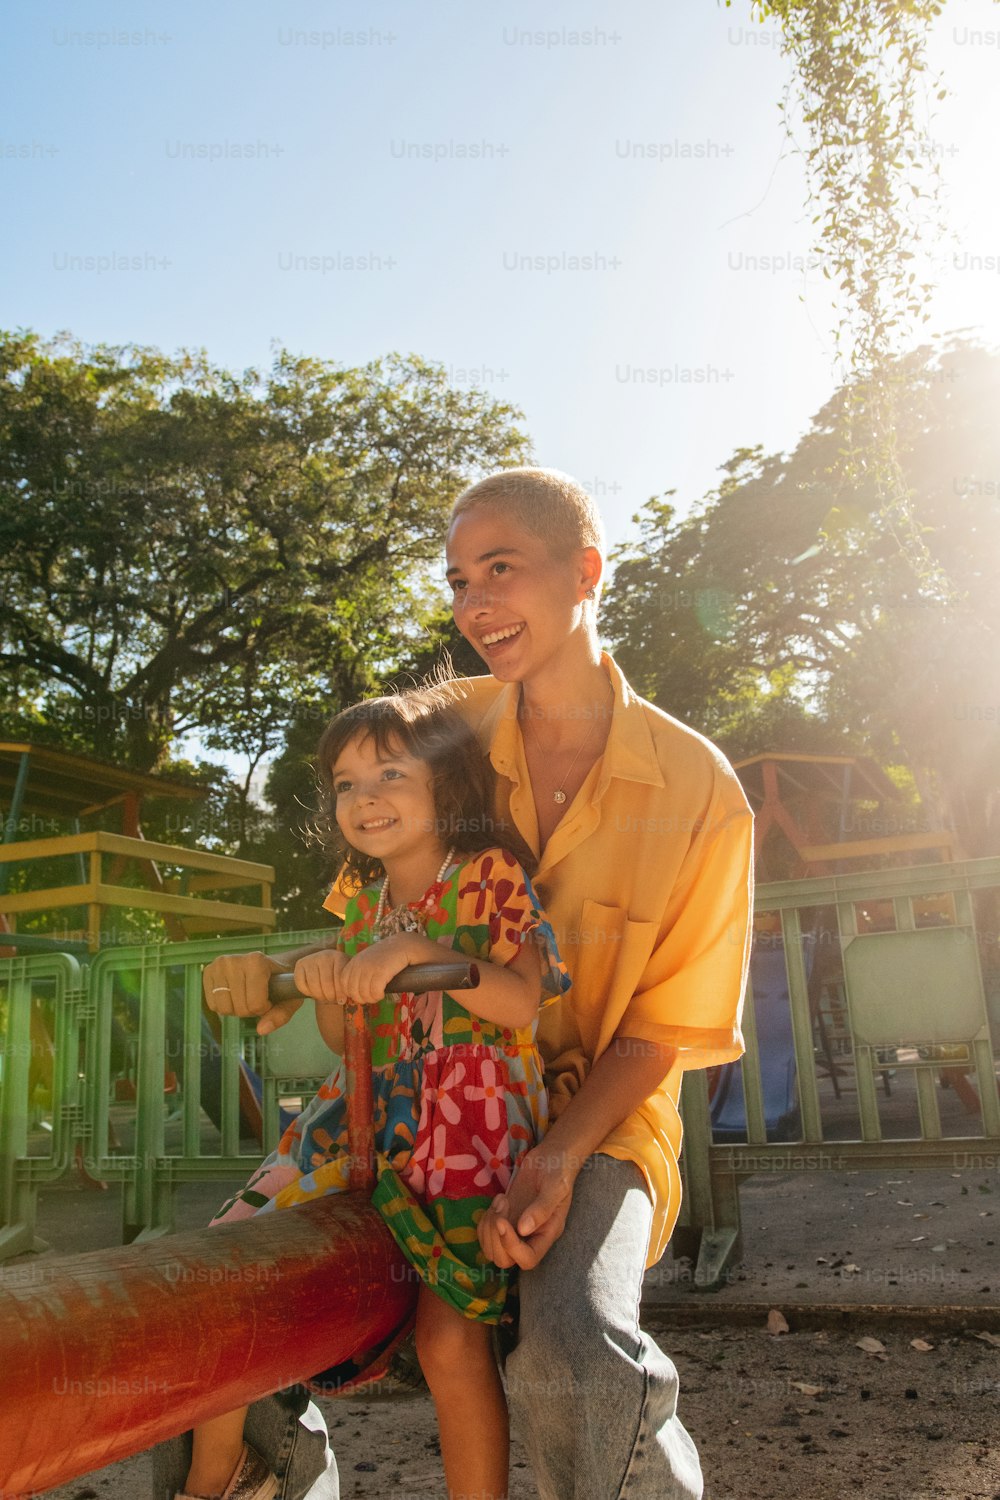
[13,1159,999,1500]
[33,1316,1000,1500]
[8,1059,1000,1499]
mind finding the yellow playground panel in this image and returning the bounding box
[0,742,275,953]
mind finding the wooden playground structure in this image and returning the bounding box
[733,751,961,879]
[0,741,275,953]
[711,752,985,1136]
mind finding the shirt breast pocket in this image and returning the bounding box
[572,899,658,1048]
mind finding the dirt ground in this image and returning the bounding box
[36,1317,1000,1500]
[658,1318,1000,1500]
[19,1159,1000,1500]
[297,1313,1000,1500]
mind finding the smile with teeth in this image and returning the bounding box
[481,622,526,647]
[359,817,396,831]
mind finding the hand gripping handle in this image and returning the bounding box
[267,960,480,1005]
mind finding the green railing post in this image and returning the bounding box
[181,965,204,1160]
[739,967,767,1145]
[124,960,169,1241]
[0,954,83,1260]
[779,906,823,1142]
[679,1068,743,1288]
[836,890,885,1141]
[0,963,42,1258]
[218,1013,242,1160]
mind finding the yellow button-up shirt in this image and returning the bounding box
[323,651,754,1266]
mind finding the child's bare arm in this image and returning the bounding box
[311,996,345,1056]
[291,949,348,1054]
[338,931,543,1030]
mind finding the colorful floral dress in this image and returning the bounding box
[212,846,570,1325]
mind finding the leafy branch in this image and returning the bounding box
[736,0,956,596]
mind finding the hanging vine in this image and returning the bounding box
[735,0,956,597]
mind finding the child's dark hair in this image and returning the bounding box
[308,685,501,894]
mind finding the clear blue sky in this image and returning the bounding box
[5,0,998,555]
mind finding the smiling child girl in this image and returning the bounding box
[176,689,568,1500]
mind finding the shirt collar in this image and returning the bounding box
[482,650,665,794]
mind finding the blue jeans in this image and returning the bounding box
[150,1387,338,1500]
[506,1154,702,1499]
[150,1156,700,1499]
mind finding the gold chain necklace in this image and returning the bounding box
[519,683,613,804]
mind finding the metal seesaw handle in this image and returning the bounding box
[267,960,480,1006]
[266,960,480,1191]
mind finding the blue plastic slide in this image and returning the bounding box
[709,936,815,1142]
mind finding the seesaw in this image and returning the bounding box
[0,961,479,1496]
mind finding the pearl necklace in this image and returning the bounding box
[373,846,455,937]
[519,682,614,804]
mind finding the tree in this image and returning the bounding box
[0,331,529,773]
[603,338,1000,855]
[733,1,954,597]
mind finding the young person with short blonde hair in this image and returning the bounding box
[158,466,753,1500]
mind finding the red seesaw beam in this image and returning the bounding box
[0,1195,412,1495]
[0,960,479,1497]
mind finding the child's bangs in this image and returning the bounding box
[320,698,425,776]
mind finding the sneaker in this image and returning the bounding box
[176,1443,278,1500]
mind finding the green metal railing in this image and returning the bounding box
[677,855,1000,1287]
[0,953,85,1258]
[4,857,1000,1280]
[0,932,335,1258]
[83,930,334,1242]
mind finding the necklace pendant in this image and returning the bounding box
[553,789,567,804]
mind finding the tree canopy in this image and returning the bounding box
[0,331,529,775]
[3,329,997,923]
[602,337,1000,857]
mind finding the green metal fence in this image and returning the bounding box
[0,953,85,1258]
[4,857,1000,1278]
[677,855,1000,1287]
[0,932,334,1257]
[83,930,335,1242]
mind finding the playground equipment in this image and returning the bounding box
[708,752,964,1142]
[732,752,959,880]
[0,960,476,1496]
[0,742,282,1167]
[679,854,1000,1287]
[0,741,275,954]
[0,1196,414,1496]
